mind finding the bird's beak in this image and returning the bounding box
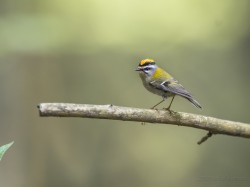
[135,67,142,71]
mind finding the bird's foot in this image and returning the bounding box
[163,107,175,114]
[150,107,159,111]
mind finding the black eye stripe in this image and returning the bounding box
[144,67,150,71]
[139,62,155,66]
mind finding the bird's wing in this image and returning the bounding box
[149,79,193,99]
[149,79,202,109]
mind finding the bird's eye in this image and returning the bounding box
[144,67,150,71]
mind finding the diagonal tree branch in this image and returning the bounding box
[38,103,250,144]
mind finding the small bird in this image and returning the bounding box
[135,59,202,110]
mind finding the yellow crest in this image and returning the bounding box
[139,59,155,66]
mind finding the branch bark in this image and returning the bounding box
[38,103,250,143]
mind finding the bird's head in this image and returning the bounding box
[135,59,158,78]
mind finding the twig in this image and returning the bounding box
[38,103,250,144]
[197,131,213,145]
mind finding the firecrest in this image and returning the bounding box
[135,59,202,110]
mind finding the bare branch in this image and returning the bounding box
[38,103,250,142]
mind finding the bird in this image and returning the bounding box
[135,58,202,110]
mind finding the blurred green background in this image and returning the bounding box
[0,0,250,186]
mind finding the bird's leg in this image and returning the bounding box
[151,98,165,109]
[165,95,175,111]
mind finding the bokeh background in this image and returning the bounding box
[0,0,250,186]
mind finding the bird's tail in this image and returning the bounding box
[187,97,202,109]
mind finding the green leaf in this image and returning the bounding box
[0,142,14,161]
